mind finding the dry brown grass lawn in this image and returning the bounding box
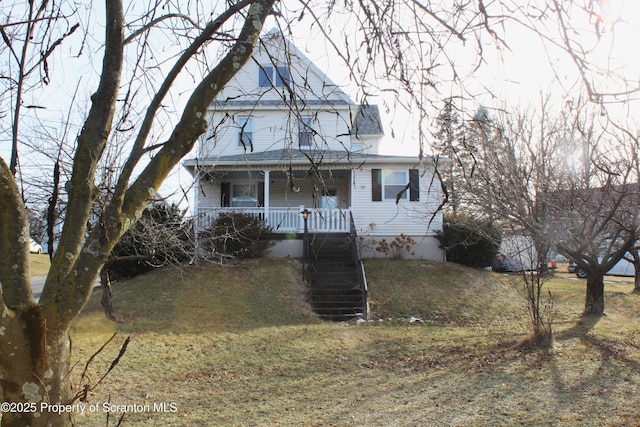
[68,258,640,426]
[29,253,50,276]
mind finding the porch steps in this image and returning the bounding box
[308,233,365,321]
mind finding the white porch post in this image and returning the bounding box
[264,170,270,225]
[193,168,201,260]
[194,169,200,228]
[349,168,354,229]
[350,168,354,207]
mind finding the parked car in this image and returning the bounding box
[572,256,635,278]
[29,238,42,254]
[491,254,523,272]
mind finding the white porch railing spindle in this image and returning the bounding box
[196,206,350,233]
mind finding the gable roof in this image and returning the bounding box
[258,29,353,104]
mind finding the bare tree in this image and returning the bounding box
[0,1,276,425]
[439,100,562,343]
[98,201,193,320]
[0,1,637,426]
[451,99,639,318]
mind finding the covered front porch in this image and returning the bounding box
[194,168,352,233]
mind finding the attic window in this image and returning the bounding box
[259,65,290,88]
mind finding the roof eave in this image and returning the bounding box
[184,154,441,170]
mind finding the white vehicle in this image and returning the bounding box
[496,235,536,271]
[575,256,635,278]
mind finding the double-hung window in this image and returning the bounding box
[237,117,253,149]
[258,65,290,88]
[298,116,314,148]
[383,170,408,200]
[372,169,420,202]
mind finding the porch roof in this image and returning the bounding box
[183,149,427,173]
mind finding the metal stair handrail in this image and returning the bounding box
[349,212,369,320]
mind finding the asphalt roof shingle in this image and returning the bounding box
[352,105,384,136]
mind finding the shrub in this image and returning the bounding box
[208,212,273,258]
[375,233,417,259]
[108,202,193,279]
[435,214,500,268]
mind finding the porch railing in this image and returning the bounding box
[196,206,350,233]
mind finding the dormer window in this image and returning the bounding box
[259,65,290,88]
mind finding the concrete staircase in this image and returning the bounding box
[307,233,365,321]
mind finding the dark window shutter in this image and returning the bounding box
[221,182,230,207]
[258,182,265,207]
[372,169,382,201]
[409,169,420,202]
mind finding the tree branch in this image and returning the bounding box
[40,0,125,308]
[124,13,202,45]
[120,0,276,218]
[0,158,34,308]
[52,0,276,322]
[113,0,255,204]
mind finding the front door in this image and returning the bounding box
[320,187,338,209]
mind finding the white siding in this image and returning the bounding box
[351,164,443,237]
[198,181,219,209]
[268,177,349,208]
[200,108,353,158]
[198,32,355,158]
[268,179,313,207]
[217,36,348,104]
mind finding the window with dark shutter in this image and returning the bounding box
[298,116,315,148]
[372,169,382,201]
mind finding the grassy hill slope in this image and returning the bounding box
[366,259,522,323]
[29,253,50,276]
[68,258,640,427]
[78,258,318,334]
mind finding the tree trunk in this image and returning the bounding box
[1,307,73,427]
[584,272,605,315]
[630,251,640,294]
[100,268,117,321]
[0,3,276,426]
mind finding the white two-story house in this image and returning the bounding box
[183,30,445,260]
